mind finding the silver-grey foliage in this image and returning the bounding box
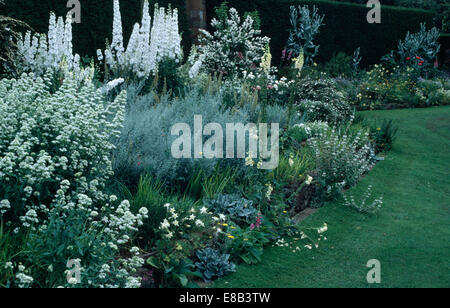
[113,87,250,183]
[287,5,325,64]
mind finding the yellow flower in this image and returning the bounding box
[222,223,228,227]
[227,235,235,239]
[245,155,255,167]
[293,49,304,77]
[260,44,272,75]
[175,243,183,251]
[283,211,287,214]
[377,128,381,131]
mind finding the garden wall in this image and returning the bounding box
[205,0,434,67]
[2,0,191,58]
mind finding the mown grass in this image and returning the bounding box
[213,106,450,288]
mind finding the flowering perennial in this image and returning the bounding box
[191,8,270,79]
[17,12,80,75]
[0,71,148,288]
[98,0,182,81]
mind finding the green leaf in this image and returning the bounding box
[178,274,188,287]
[146,256,160,269]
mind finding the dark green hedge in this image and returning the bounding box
[2,0,191,59]
[439,33,450,65]
[206,0,434,67]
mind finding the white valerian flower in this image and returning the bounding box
[159,219,170,230]
[195,219,205,228]
[318,223,328,234]
[265,183,274,201]
[305,175,313,185]
[68,277,78,284]
[0,199,11,215]
[4,262,13,270]
[288,157,294,167]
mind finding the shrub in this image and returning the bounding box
[417,78,450,106]
[191,7,270,79]
[195,248,236,282]
[113,87,249,184]
[382,23,441,74]
[308,127,375,201]
[0,70,124,223]
[287,5,324,64]
[295,77,353,123]
[289,121,330,143]
[322,52,354,78]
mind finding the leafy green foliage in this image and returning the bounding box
[295,77,354,123]
[0,14,30,76]
[131,174,166,247]
[204,194,258,224]
[368,119,399,153]
[206,0,434,67]
[195,248,236,281]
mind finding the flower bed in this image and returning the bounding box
[1,0,448,288]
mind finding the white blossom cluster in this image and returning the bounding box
[98,0,182,81]
[159,203,215,240]
[293,121,329,140]
[0,71,125,223]
[190,7,270,79]
[0,72,148,288]
[17,12,80,76]
[308,128,375,198]
[15,265,34,288]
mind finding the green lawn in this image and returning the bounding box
[213,106,450,288]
